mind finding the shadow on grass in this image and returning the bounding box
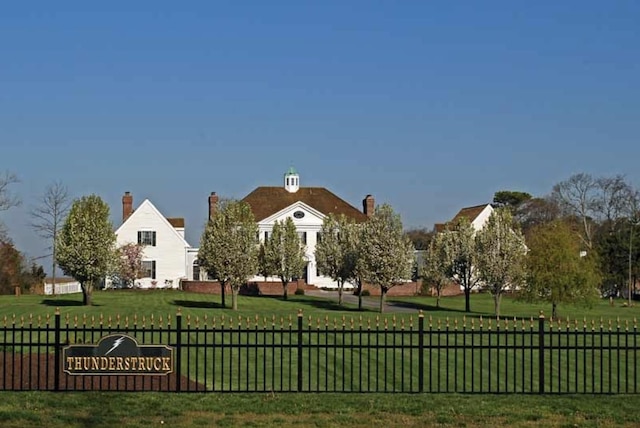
[172,300,225,309]
[302,298,376,313]
[387,300,492,318]
[41,299,100,307]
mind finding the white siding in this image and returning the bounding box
[472,205,494,231]
[252,202,346,289]
[114,200,191,289]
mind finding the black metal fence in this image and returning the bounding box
[1,309,638,393]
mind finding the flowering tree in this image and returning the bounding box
[56,195,117,305]
[198,200,258,310]
[315,214,359,306]
[263,217,306,300]
[440,217,478,313]
[359,204,414,313]
[475,208,527,317]
[116,243,145,288]
[421,233,450,308]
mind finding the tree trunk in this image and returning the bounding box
[81,281,92,306]
[231,286,238,311]
[357,281,363,311]
[337,280,343,306]
[552,302,558,320]
[494,293,501,318]
[436,290,441,308]
[51,250,56,297]
[379,288,387,313]
[283,280,289,300]
[464,286,471,313]
[220,282,226,308]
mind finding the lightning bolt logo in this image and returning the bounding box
[105,336,126,356]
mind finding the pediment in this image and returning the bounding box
[260,202,325,226]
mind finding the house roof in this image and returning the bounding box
[166,217,185,228]
[450,204,490,224]
[242,187,368,222]
[114,199,191,247]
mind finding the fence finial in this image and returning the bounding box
[538,310,545,319]
[297,308,303,317]
[55,307,60,316]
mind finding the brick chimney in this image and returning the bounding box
[208,192,219,221]
[122,191,133,222]
[363,194,375,218]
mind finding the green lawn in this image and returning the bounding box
[1,392,640,427]
[1,289,638,325]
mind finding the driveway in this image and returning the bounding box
[304,289,417,313]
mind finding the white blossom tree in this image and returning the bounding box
[315,214,359,306]
[263,217,306,300]
[198,200,258,310]
[475,208,527,317]
[421,233,450,309]
[56,195,117,306]
[359,204,414,313]
[440,217,479,313]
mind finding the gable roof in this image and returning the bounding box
[115,199,191,247]
[242,187,368,222]
[450,204,490,224]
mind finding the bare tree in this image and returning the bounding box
[0,171,20,212]
[0,172,20,241]
[30,181,71,296]
[551,173,599,250]
[594,175,633,225]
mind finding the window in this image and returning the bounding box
[264,231,269,241]
[141,260,156,279]
[298,231,307,244]
[317,232,322,244]
[138,231,156,246]
[193,262,200,280]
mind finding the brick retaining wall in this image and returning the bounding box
[181,280,310,296]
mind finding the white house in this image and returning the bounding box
[435,203,494,233]
[189,168,373,289]
[112,192,193,289]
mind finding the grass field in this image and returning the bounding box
[1,391,640,427]
[1,289,638,324]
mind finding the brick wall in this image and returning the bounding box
[358,281,420,297]
[181,279,310,296]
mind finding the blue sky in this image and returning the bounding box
[1,1,639,268]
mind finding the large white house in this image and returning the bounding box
[112,192,193,289]
[188,168,374,289]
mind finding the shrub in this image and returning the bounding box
[361,289,371,297]
[294,288,305,295]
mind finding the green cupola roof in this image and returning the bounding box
[284,166,298,176]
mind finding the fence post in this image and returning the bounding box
[297,309,303,392]
[175,309,182,393]
[418,310,424,393]
[54,307,60,392]
[538,311,545,394]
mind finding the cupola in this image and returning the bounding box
[284,166,300,193]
